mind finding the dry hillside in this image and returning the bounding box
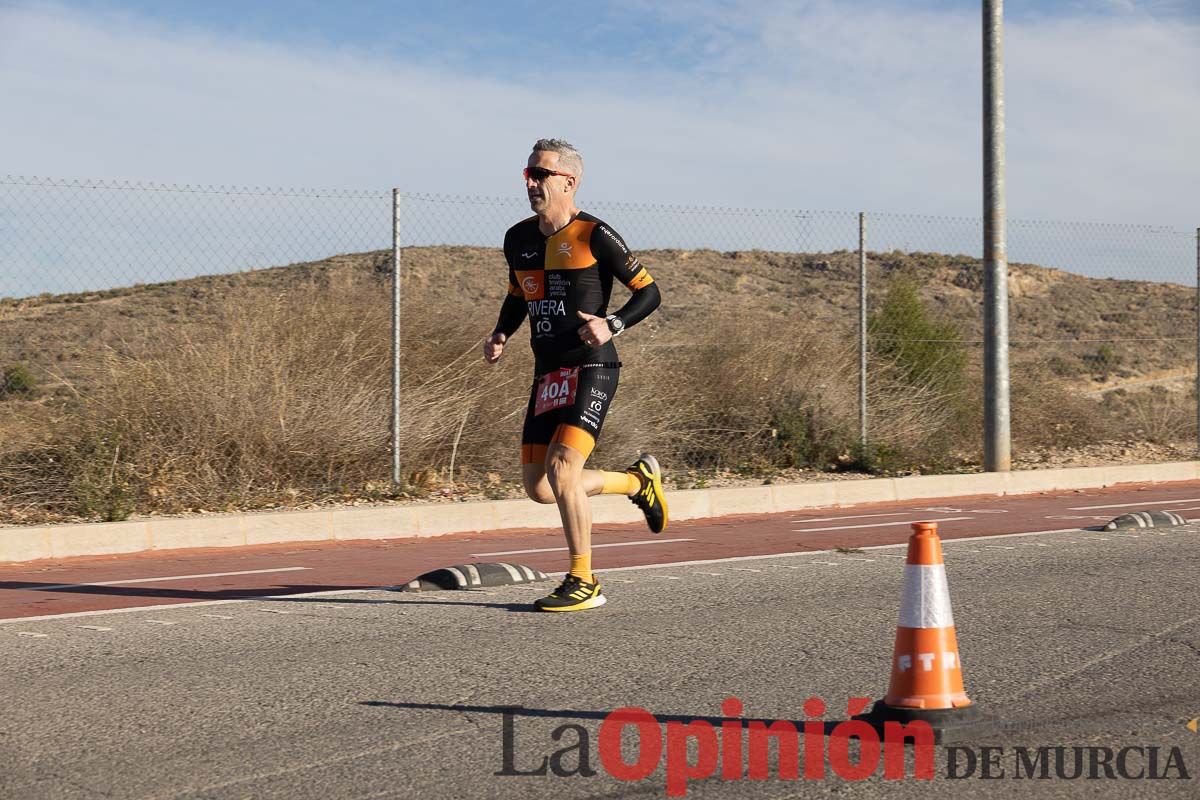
[1,246,1192,390]
[0,246,1194,524]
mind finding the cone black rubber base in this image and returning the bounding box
[856,700,996,743]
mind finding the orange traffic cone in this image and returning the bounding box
[861,521,986,739]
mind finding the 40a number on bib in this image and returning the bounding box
[534,368,579,416]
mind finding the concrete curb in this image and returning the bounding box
[2,461,1198,564]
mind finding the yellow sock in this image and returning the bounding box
[600,470,641,496]
[569,553,592,581]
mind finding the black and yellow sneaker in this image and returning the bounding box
[534,574,607,612]
[627,453,668,534]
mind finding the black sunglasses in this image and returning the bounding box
[523,166,574,182]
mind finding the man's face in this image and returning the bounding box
[525,150,576,215]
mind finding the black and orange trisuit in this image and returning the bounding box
[492,211,661,464]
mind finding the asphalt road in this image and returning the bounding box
[2,522,1197,798]
[5,480,1200,620]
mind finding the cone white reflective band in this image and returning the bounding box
[898,563,955,628]
[496,563,524,582]
[519,565,536,581]
[463,564,481,586]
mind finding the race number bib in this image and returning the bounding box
[534,368,579,416]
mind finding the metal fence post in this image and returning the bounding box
[859,212,868,455]
[983,0,1012,471]
[391,189,402,487]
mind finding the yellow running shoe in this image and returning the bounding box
[627,453,667,534]
[534,574,607,612]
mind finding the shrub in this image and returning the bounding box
[869,275,968,398]
[1,364,36,397]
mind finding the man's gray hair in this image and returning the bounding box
[533,138,584,180]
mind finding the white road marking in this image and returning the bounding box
[201,614,234,619]
[145,619,177,626]
[77,625,112,631]
[258,609,291,614]
[0,523,1183,626]
[1045,515,1115,522]
[731,568,763,573]
[471,538,693,557]
[791,512,908,523]
[793,516,972,533]
[27,567,312,592]
[692,572,724,576]
[1067,498,1200,511]
[1014,614,1200,699]
[16,631,49,638]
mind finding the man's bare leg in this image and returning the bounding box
[522,461,609,505]
[545,443,593,559]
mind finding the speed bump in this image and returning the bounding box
[398,562,549,592]
[1103,510,1188,531]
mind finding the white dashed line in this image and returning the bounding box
[16,631,49,638]
[471,539,694,557]
[27,567,312,592]
[1067,498,1200,511]
[792,516,972,533]
[791,512,909,523]
[77,625,112,632]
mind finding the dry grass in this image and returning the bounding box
[0,246,1194,523]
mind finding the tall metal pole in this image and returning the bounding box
[1195,228,1199,454]
[858,212,868,454]
[391,189,402,487]
[983,0,1011,471]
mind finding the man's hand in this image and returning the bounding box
[483,332,506,363]
[576,311,612,347]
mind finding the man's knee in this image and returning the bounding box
[521,466,556,504]
[545,447,582,494]
[523,478,556,504]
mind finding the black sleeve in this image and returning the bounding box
[493,228,528,337]
[493,292,527,338]
[590,223,662,328]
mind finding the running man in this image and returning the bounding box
[484,138,666,612]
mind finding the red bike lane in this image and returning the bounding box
[1,480,1197,621]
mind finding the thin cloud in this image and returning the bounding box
[0,0,1196,229]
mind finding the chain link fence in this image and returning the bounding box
[0,175,1195,522]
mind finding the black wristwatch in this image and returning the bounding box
[605,315,625,337]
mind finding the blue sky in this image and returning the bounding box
[1,1,1198,228]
